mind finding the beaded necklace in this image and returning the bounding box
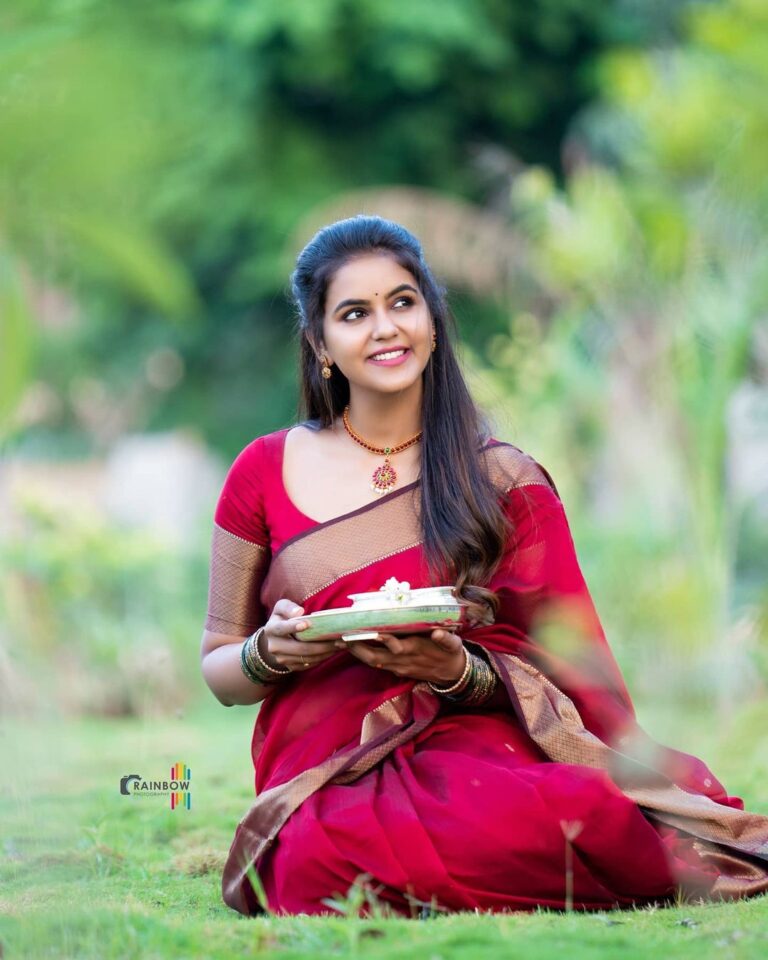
[341,405,422,495]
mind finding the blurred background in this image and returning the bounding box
[1,0,767,733]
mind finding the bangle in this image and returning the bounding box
[455,654,498,707]
[253,627,292,676]
[428,645,471,696]
[240,633,268,685]
[240,627,291,685]
[429,644,499,707]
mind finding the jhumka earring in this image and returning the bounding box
[321,354,332,379]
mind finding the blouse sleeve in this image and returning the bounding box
[204,437,271,636]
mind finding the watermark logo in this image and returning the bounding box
[119,762,192,810]
[169,762,191,811]
[120,774,141,795]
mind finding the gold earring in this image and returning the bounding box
[431,331,437,353]
[321,354,332,379]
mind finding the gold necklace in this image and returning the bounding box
[342,405,422,495]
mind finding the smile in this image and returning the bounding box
[368,348,410,365]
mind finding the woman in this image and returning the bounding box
[201,215,768,917]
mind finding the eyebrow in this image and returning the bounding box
[332,283,419,316]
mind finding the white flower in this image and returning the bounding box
[380,577,412,604]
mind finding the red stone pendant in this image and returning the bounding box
[371,454,397,495]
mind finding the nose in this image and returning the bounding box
[370,302,399,338]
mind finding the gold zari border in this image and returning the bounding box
[205,523,269,635]
[263,442,553,609]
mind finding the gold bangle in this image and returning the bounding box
[252,626,291,676]
[429,638,500,707]
[448,653,498,707]
[428,645,471,696]
[240,628,291,685]
[240,633,281,686]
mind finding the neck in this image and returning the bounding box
[336,381,423,447]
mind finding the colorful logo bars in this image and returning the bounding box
[170,762,191,810]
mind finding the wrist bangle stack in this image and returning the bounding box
[428,643,498,707]
[428,645,471,696]
[240,627,291,686]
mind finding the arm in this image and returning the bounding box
[201,438,273,707]
[201,629,271,707]
[201,597,338,705]
[201,521,272,707]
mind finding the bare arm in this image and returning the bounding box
[200,600,339,707]
[200,629,271,706]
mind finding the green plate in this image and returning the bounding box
[299,603,465,642]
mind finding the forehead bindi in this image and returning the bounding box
[327,254,416,306]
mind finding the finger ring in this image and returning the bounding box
[302,661,309,667]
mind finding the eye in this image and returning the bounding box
[341,296,414,320]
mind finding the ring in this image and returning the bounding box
[302,661,309,667]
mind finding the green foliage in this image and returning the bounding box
[0,251,36,430]
[0,497,208,716]
[3,0,660,456]
[0,2,203,441]
[488,0,768,701]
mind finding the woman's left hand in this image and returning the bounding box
[335,629,465,685]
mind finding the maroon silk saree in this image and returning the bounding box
[206,429,768,916]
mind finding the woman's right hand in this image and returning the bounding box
[261,599,339,672]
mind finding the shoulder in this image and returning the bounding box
[480,439,561,498]
[217,428,290,509]
[282,420,327,456]
[215,429,293,543]
[224,420,323,479]
[226,427,291,472]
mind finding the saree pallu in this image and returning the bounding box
[207,434,768,916]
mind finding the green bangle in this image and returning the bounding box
[240,628,291,685]
[437,646,498,706]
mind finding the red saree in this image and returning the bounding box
[205,427,768,916]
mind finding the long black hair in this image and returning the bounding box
[290,215,510,625]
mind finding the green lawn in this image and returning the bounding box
[2,697,767,959]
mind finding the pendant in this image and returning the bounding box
[371,451,397,495]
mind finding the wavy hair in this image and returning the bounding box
[289,215,511,626]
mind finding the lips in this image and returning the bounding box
[368,347,409,360]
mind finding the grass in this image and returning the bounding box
[1,697,767,960]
